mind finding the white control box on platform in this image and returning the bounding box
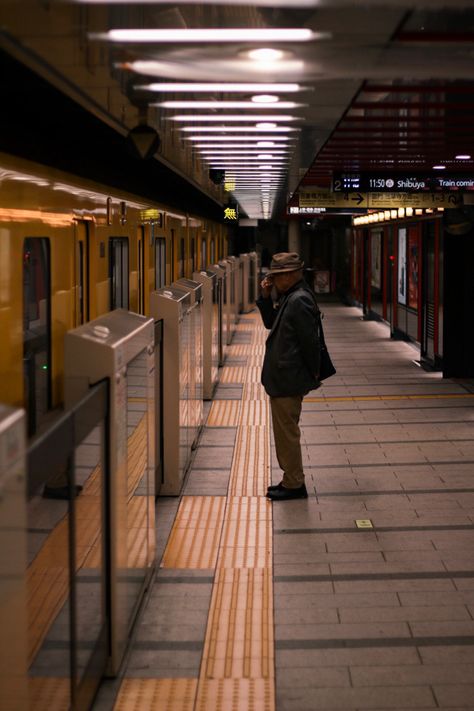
[0,405,28,711]
[172,278,204,446]
[64,309,155,675]
[150,288,192,495]
[193,270,219,399]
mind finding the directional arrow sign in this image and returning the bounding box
[298,191,463,209]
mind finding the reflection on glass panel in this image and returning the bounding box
[124,349,154,628]
[73,424,105,688]
[27,475,72,709]
[23,237,51,436]
[26,417,107,709]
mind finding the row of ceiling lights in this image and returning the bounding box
[90,26,328,220]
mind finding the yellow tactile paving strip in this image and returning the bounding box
[161,496,226,569]
[201,568,274,679]
[221,366,247,383]
[207,400,241,427]
[194,316,275,709]
[228,427,270,497]
[28,677,70,711]
[114,679,198,711]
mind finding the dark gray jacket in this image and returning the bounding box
[256,279,321,397]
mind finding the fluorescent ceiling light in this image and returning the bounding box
[248,48,284,61]
[256,122,277,129]
[188,136,294,141]
[94,28,318,43]
[432,165,446,169]
[155,101,301,109]
[251,94,279,103]
[257,141,276,147]
[455,154,471,159]
[199,150,288,155]
[136,82,302,93]
[181,126,298,133]
[196,143,290,150]
[77,0,336,5]
[171,114,299,122]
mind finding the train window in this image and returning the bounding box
[179,237,185,278]
[210,238,215,264]
[109,237,129,310]
[201,239,207,269]
[23,237,51,437]
[155,236,166,289]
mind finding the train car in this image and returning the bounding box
[0,152,226,438]
[351,207,444,370]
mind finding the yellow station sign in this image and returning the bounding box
[299,191,463,209]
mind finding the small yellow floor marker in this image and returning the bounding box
[114,678,197,711]
[355,519,374,529]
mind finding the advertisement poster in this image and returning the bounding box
[397,228,407,305]
[408,231,419,310]
[371,231,382,289]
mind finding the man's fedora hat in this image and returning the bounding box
[268,252,304,275]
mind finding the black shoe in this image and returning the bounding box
[267,481,284,492]
[43,484,83,500]
[267,483,308,501]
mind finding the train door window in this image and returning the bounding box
[137,227,145,314]
[23,237,51,437]
[210,238,215,265]
[201,239,207,269]
[109,237,129,309]
[170,228,175,281]
[191,238,196,273]
[407,227,420,312]
[76,222,90,326]
[397,227,407,306]
[179,237,185,277]
[155,236,166,289]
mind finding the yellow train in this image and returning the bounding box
[0,152,227,436]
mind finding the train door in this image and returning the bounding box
[75,221,90,326]
[155,236,166,289]
[23,237,52,437]
[137,226,145,314]
[421,220,437,364]
[179,235,186,278]
[109,237,129,309]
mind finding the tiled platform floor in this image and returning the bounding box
[93,303,474,711]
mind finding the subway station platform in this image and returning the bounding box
[94,303,474,711]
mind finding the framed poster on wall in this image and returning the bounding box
[397,227,407,305]
[371,231,382,289]
[408,230,419,310]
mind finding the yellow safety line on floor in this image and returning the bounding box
[114,679,198,711]
[220,366,247,383]
[161,496,226,569]
[305,392,474,402]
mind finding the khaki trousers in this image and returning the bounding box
[269,395,304,489]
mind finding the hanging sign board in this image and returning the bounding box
[332,172,474,193]
[298,191,462,209]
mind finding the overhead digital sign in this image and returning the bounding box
[332,173,474,193]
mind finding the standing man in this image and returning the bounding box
[257,252,320,501]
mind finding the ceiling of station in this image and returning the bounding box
[1,0,474,219]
